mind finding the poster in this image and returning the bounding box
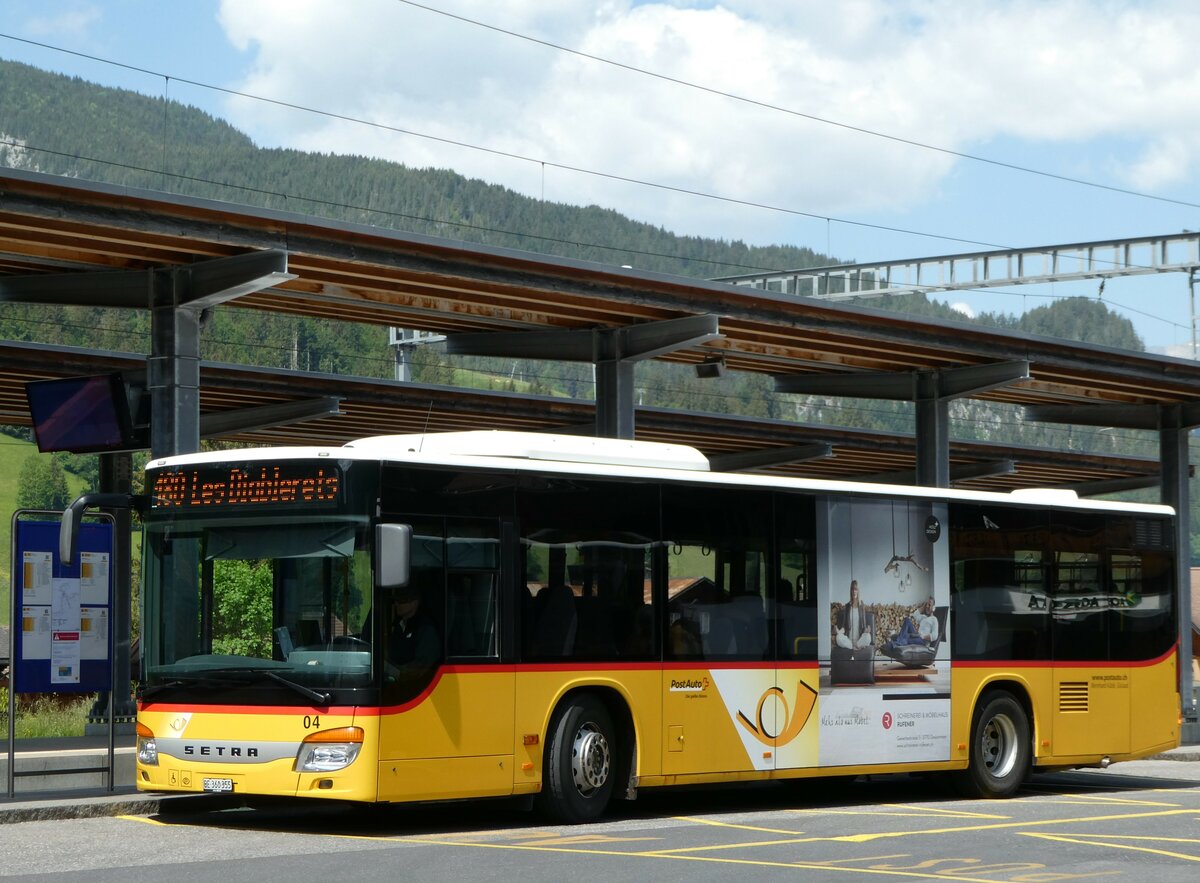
[79,551,111,604]
[50,576,82,684]
[816,497,952,766]
[21,550,53,605]
[80,606,110,660]
[20,605,52,660]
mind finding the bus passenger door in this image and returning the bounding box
[378,517,514,802]
[1049,540,1129,757]
[772,495,821,776]
[662,486,775,777]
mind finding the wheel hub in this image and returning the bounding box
[981,713,1018,779]
[571,722,611,795]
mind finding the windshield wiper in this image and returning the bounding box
[257,670,331,706]
[139,680,184,702]
[141,669,331,705]
[139,673,245,702]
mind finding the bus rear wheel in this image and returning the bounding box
[538,694,616,823]
[957,691,1031,799]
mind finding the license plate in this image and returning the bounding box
[202,777,234,793]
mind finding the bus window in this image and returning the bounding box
[1049,511,1108,660]
[950,504,1051,661]
[777,492,817,661]
[518,479,659,661]
[663,485,771,661]
[142,516,375,697]
[445,520,501,658]
[1106,516,1174,662]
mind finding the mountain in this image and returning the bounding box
[0,57,1149,444]
[0,59,824,280]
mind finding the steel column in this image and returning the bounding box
[99,453,135,723]
[148,269,202,459]
[594,356,636,440]
[1160,406,1197,721]
[915,372,950,488]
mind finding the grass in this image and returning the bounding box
[0,437,90,628]
[0,688,94,738]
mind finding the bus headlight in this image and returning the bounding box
[136,722,159,766]
[295,726,364,772]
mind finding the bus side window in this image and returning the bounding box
[776,493,817,661]
[447,572,498,657]
[518,479,658,662]
[664,485,772,661]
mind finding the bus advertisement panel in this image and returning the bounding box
[817,498,951,767]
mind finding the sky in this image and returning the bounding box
[3,0,1200,354]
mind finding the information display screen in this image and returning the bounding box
[150,463,343,510]
[26,373,137,454]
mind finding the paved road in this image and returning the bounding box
[2,759,1200,881]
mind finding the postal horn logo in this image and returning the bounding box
[735,682,818,747]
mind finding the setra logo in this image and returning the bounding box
[735,682,818,748]
[882,711,894,730]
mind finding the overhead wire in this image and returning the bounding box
[394,0,1200,213]
[2,30,1193,271]
[7,134,1182,337]
[0,138,789,276]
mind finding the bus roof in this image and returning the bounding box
[148,430,1175,517]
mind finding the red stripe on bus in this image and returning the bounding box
[953,644,1176,669]
[139,647,1171,718]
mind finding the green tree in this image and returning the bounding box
[211,559,273,658]
[15,453,71,511]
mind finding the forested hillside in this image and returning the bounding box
[0,57,1153,462]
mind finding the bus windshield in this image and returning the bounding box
[141,512,374,700]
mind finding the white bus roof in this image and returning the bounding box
[148,430,1174,516]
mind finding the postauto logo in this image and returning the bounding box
[736,682,818,748]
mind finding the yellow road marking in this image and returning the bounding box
[673,815,805,835]
[1030,793,1181,807]
[790,809,992,818]
[126,812,1180,880]
[883,804,1010,819]
[826,807,1197,844]
[516,834,661,846]
[403,837,1032,881]
[1071,835,1200,844]
[1023,832,1200,862]
[648,807,1196,852]
[798,854,912,865]
[415,829,556,841]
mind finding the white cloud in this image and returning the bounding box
[1127,137,1192,191]
[214,0,1200,244]
[23,5,101,40]
[949,302,976,319]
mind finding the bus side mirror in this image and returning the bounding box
[60,492,146,566]
[375,523,412,588]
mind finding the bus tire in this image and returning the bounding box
[957,691,1031,799]
[537,694,616,823]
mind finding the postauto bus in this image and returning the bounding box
[116,431,1178,821]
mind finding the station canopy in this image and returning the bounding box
[0,168,1197,493]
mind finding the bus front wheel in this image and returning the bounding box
[957,691,1031,799]
[538,694,616,823]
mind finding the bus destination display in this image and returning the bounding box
[151,464,341,509]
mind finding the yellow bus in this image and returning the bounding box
[123,431,1180,821]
